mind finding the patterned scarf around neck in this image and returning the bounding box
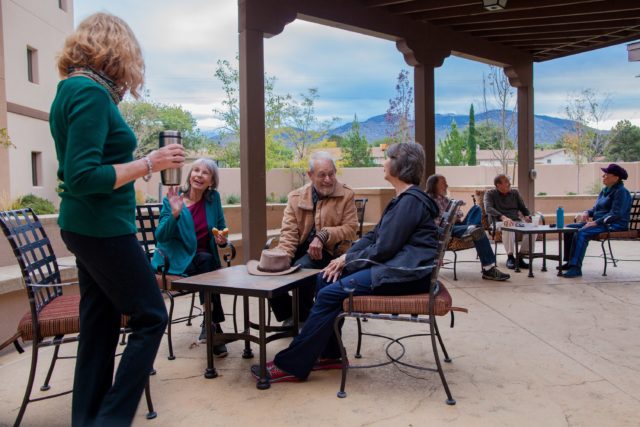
[67,66,123,105]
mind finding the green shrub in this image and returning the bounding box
[225,194,240,205]
[12,194,56,214]
[279,195,288,203]
[566,191,577,196]
[537,192,547,196]
[266,192,277,203]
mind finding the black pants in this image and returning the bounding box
[61,231,168,427]
[269,250,333,322]
[184,251,225,324]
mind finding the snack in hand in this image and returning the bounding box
[212,227,229,237]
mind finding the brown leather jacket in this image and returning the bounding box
[277,182,358,261]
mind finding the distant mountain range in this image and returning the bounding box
[329,110,582,146]
[204,110,594,147]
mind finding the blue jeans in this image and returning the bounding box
[564,222,626,268]
[273,268,429,379]
[61,231,168,427]
[462,205,482,226]
[452,205,495,267]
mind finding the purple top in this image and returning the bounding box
[187,198,209,253]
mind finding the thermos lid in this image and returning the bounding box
[159,130,181,138]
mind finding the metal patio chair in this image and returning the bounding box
[333,199,468,404]
[0,208,155,427]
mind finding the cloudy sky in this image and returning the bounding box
[74,0,640,131]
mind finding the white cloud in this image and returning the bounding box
[75,1,640,133]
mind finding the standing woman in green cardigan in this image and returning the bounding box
[152,158,230,356]
[50,13,184,427]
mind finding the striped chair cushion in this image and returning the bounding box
[342,284,456,317]
[18,294,80,341]
[155,273,187,291]
[447,237,475,251]
[597,229,640,240]
[18,294,129,342]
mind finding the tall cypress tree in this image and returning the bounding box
[467,104,477,166]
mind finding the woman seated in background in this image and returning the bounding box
[153,158,229,356]
[251,142,440,383]
[426,173,510,282]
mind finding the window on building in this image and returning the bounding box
[31,152,42,186]
[547,159,552,164]
[26,47,39,84]
[58,0,68,11]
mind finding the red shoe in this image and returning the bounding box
[251,361,299,383]
[312,358,344,371]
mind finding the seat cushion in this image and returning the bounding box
[155,273,188,291]
[18,294,130,342]
[597,230,640,240]
[18,294,80,341]
[447,237,475,251]
[342,284,454,317]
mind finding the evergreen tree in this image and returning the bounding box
[605,120,640,162]
[466,104,477,165]
[342,116,376,167]
[437,120,466,166]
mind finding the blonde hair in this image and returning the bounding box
[57,12,145,98]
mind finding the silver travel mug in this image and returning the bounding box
[159,130,182,186]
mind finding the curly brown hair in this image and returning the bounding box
[56,12,145,98]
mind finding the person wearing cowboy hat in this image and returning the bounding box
[561,163,633,278]
[268,151,358,327]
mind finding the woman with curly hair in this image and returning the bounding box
[51,13,184,426]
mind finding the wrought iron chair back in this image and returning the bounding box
[0,208,155,426]
[334,199,466,405]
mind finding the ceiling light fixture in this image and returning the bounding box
[483,0,507,11]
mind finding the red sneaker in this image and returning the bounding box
[311,358,344,371]
[251,361,299,383]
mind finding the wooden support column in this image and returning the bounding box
[0,3,10,198]
[414,65,436,185]
[239,28,267,262]
[505,63,535,210]
[397,40,449,187]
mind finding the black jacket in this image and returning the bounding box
[344,185,439,287]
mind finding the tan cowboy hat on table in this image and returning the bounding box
[247,248,302,276]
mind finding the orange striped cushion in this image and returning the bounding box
[597,230,639,240]
[342,284,454,317]
[447,237,475,251]
[18,295,80,341]
[18,294,130,342]
[155,273,186,291]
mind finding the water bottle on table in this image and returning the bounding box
[556,206,564,228]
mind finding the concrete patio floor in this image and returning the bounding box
[1,241,639,427]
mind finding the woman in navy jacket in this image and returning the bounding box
[251,143,440,384]
[562,163,632,278]
[152,158,229,355]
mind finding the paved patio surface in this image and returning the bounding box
[1,241,639,427]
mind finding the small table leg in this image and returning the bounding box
[292,288,300,337]
[514,232,521,273]
[256,297,270,390]
[557,232,564,277]
[528,233,534,278]
[242,295,253,359]
[204,291,218,379]
[541,234,547,272]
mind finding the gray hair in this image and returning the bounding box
[181,158,220,200]
[386,143,425,185]
[308,151,336,173]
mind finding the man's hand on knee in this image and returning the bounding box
[307,237,324,260]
